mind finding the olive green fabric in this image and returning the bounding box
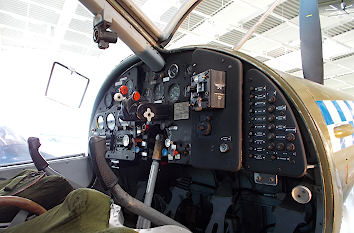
[4,188,117,233]
[0,169,73,222]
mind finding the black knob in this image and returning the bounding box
[268,115,275,122]
[276,143,285,151]
[286,143,295,151]
[267,133,275,140]
[249,146,254,151]
[268,143,275,150]
[267,124,275,131]
[286,133,295,141]
[268,105,275,113]
[250,94,255,99]
[271,155,277,160]
[250,87,255,91]
[268,96,276,103]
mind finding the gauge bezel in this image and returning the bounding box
[154,83,165,100]
[168,64,179,78]
[106,113,116,131]
[97,116,104,129]
[168,83,180,102]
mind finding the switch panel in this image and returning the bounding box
[243,69,307,177]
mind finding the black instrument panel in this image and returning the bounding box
[242,69,307,177]
[90,48,307,177]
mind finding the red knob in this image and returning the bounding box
[133,91,141,101]
[120,85,129,95]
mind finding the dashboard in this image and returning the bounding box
[90,48,307,177]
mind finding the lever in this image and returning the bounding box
[27,137,81,188]
[136,134,163,228]
[89,136,188,229]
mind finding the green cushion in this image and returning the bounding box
[0,169,73,222]
[4,188,115,233]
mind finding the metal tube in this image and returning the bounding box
[137,134,163,228]
[111,184,186,228]
[137,160,159,228]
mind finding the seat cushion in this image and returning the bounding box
[0,169,73,222]
[4,188,112,233]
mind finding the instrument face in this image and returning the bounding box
[89,47,354,233]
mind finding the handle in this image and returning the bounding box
[0,196,47,215]
[27,137,49,171]
[89,136,118,190]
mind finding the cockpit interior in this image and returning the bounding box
[88,47,324,233]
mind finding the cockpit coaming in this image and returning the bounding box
[89,47,324,233]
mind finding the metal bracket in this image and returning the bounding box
[205,195,233,233]
[93,10,118,49]
[164,186,189,218]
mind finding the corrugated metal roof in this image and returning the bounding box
[208,41,229,48]
[331,52,354,61]
[69,18,92,35]
[0,0,28,17]
[242,15,283,34]
[267,47,292,58]
[180,12,205,30]
[31,0,65,10]
[195,0,233,16]
[28,4,59,25]
[218,29,245,46]
[0,12,27,30]
[75,4,93,18]
[64,30,92,45]
[273,0,299,20]
[324,21,354,37]
[286,67,301,73]
[255,56,270,62]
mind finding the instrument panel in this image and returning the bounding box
[90,48,307,177]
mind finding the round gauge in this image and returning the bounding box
[104,93,113,108]
[97,116,104,129]
[143,88,152,101]
[106,113,115,131]
[168,84,180,102]
[125,80,134,95]
[168,64,179,78]
[122,135,130,147]
[154,83,165,100]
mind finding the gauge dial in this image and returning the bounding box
[125,80,134,95]
[168,84,180,102]
[97,116,104,129]
[143,88,152,101]
[106,113,115,131]
[104,93,113,108]
[168,64,179,78]
[154,83,164,100]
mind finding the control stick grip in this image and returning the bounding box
[89,136,118,190]
[27,137,49,171]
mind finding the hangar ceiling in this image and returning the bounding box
[0,0,353,97]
